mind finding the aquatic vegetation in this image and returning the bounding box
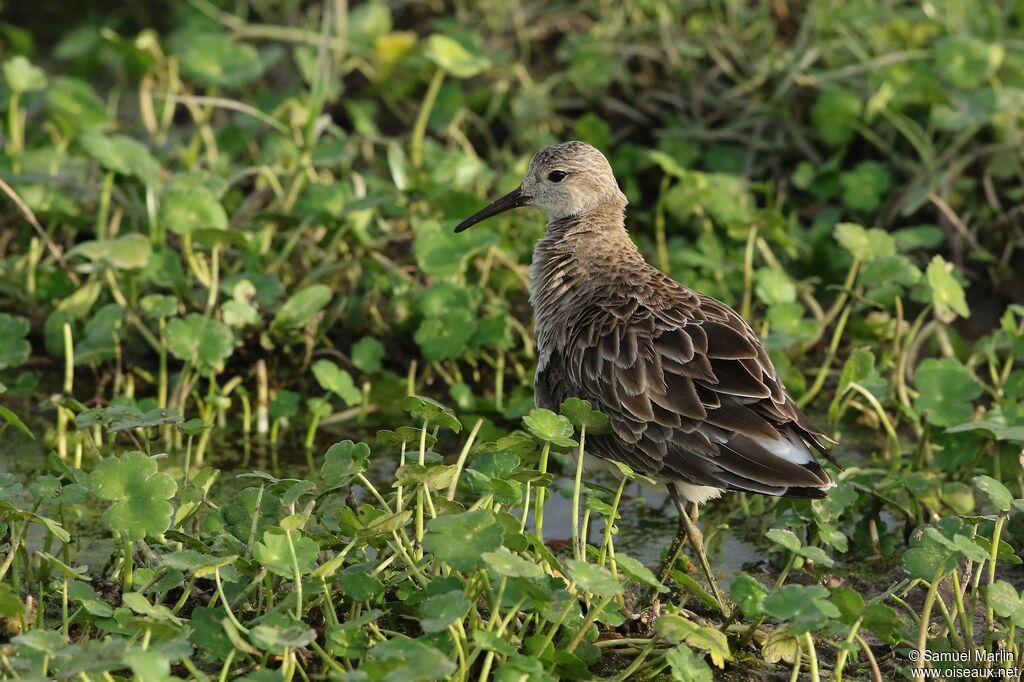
[1,1,1022,680]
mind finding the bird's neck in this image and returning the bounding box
[528,203,645,354]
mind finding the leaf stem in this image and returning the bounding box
[534,442,552,540]
[410,68,445,168]
[571,425,587,561]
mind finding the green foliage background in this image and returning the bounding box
[1,1,1024,680]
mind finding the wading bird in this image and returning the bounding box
[454,141,836,611]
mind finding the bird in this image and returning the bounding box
[454,141,836,611]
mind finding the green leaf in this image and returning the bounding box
[160,186,227,235]
[189,607,235,659]
[766,528,834,567]
[893,225,944,251]
[559,398,612,435]
[46,76,111,131]
[926,256,970,321]
[810,88,860,147]
[76,405,182,432]
[1,590,26,624]
[181,418,213,438]
[522,408,577,448]
[761,584,840,634]
[935,36,1003,89]
[947,419,1024,443]
[140,294,177,320]
[0,313,31,369]
[361,637,456,681]
[357,510,412,540]
[79,131,158,180]
[352,336,385,373]
[829,347,880,421]
[401,395,462,432]
[74,303,123,366]
[419,590,471,633]
[69,233,152,270]
[321,440,371,486]
[860,254,921,289]
[122,591,183,623]
[270,284,332,331]
[973,475,1014,512]
[424,34,489,78]
[123,649,170,681]
[178,32,269,87]
[913,358,982,427]
[423,509,503,571]
[12,630,65,655]
[311,360,362,405]
[165,315,235,376]
[951,533,988,562]
[615,553,668,593]
[415,311,476,361]
[730,575,768,618]
[839,161,891,212]
[222,300,259,328]
[325,620,372,658]
[3,55,47,93]
[564,559,623,597]
[755,268,796,305]
[765,528,802,552]
[985,581,1023,623]
[473,628,516,656]
[395,463,457,490]
[250,621,317,654]
[253,530,319,577]
[340,566,385,602]
[161,551,236,577]
[481,549,544,578]
[833,223,896,261]
[903,529,957,580]
[90,451,177,540]
[863,603,901,644]
[387,140,410,191]
[68,581,114,617]
[0,404,33,439]
[665,643,714,682]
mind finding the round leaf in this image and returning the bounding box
[424,34,489,78]
[913,358,982,427]
[0,313,31,369]
[422,509,503,571]
[481,549,543,578]
[165,315,235,376]
[90,451,177,540]
[270,284,332,331]
[160,186,227,236]
[79,131,158,180]
[564,559,623,597]
[522,408,577,447]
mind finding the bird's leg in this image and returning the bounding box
[679,500,729,616]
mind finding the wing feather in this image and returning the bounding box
[541,286,836,497]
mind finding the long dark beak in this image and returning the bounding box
[454,187,528,232]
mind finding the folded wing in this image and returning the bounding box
[538,286,835,498]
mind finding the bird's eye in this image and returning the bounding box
[547,170,567,183]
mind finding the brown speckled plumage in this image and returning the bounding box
[457,141,836,504]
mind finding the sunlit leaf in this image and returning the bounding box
[926,255,970,322]
[90,451,177,540]
[424,34,489,78]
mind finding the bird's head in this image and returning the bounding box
[454,141,627,232]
